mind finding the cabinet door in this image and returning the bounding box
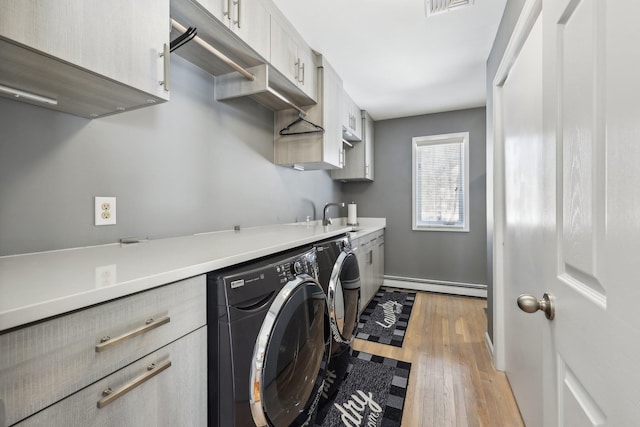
[270,16,298,84]
[198,0,232,24]
[233,0,271,61]
[320,61,343,167]
[296,45,317,101]
[364,110,375,180]
[376,233,384,287]
[0,0,169,100]
[351,103,363,141]
[15,328,207,427]
[342,93,362,141]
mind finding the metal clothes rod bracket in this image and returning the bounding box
[170,18,255,82]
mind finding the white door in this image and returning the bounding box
[500,8,546,426]
[498,0,640,425]
[542,0,640,424]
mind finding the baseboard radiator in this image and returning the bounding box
[383,275,487,298]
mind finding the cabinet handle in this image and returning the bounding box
[224,0,231,18]
[294,59,300,81]
[159,43,170,92]
[97,360,172,408]
[233,0,240,28]
[299,62,305,83]
[368,250,373,264]
[95,316,170,352]
[365,164,370,178]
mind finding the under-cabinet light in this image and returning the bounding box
[292,164,305,171]
[0,84,58,105]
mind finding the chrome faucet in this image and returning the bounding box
[322,202,345,226]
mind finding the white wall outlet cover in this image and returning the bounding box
[95,196,116,226]
[95,264,117,288]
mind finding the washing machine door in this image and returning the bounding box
[250,275,330,427]
[327,250,361,345]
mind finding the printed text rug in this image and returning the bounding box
[314,351,411,427]
[356,288,416,347]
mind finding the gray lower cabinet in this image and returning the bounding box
[376,232,385,287]
[15,328,207,427]
[0,275,206,426]
[353,230,385,312]
[0,0,171,118]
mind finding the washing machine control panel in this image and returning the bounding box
[274,250,318,284]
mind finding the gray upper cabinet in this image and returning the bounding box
[274,57,342,170]
[332,110,375,181]
[342,91,362,142]
[217,0,271,61]
[193,0,270,59]
[0,0,170,118]
[270,13,317,102]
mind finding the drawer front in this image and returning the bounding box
[16,327,207,427]
[0,275,206,426]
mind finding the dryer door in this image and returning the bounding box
[327,250,361,346]
[250,275,330,427]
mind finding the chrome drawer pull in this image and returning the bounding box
[97,360,172,408]
[95,316,170,352]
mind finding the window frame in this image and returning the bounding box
[411,131,470,232]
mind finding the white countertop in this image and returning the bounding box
[0,218,385,332]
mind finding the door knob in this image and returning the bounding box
[517,293,555,320]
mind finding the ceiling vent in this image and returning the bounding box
[425,0,474,16]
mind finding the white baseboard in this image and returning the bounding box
[383,276,487,298]
[485,332,498,368]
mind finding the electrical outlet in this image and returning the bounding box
[95,264,117,288]
[95,196,116,226]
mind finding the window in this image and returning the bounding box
[412,132,469,232]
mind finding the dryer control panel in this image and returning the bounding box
[275,249,318,284]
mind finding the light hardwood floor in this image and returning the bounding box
[352,291,524,427]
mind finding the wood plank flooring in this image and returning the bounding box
[352,291,524,427]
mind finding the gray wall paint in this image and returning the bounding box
[342,107,487,286]
[0,55,342,256]
[485,0,527,342]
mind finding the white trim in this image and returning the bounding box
[412,132,470,232]
[485,332,495,365]
[491,0,542,372]
[384,276,487,298]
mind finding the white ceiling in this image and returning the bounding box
[271,0,507,121]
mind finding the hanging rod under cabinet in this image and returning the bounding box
[172,18,314,121]
[170,18,255,82]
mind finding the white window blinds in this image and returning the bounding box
[412,132,470,232]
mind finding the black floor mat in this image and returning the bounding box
[314,350,411,427]
[356,288,416,347]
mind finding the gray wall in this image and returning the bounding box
[342,107,487,286]
[485,0,527,342]
[0,55,343,256]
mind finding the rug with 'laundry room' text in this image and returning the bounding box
[356,288,416,347]
[314,350,411,427]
